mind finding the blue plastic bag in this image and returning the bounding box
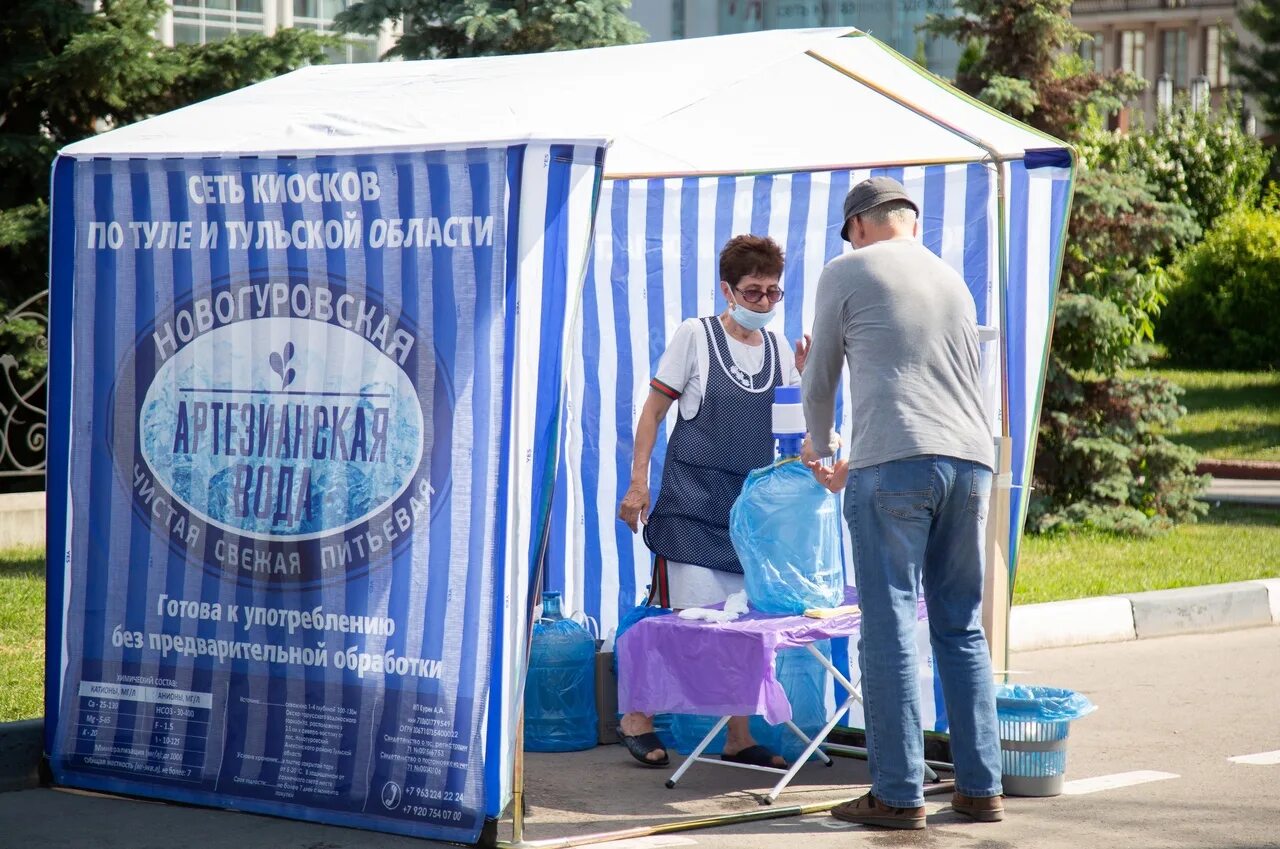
[995,684,1097,722]
[730,459,843,614]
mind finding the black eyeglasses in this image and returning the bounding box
[734,286,785,304]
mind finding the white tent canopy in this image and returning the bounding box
[65,28,1061,174]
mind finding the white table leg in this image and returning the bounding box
[664,715,731,789]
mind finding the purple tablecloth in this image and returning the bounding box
[617,586,926,724]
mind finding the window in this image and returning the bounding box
[718,0,765,34]
[293,0,379,63]
[1119,29,1146,80]
[171,0,266,43]
[1205,24,1230,88]
[1161,29,1188,88]
[1079,32,1104,72]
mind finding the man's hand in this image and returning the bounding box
[805,456,850,493]
[801,435,847,492]
[794,333,812,374]
[801,436,821,466]
[618,482,650,532]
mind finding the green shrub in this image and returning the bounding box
[1083,98,1270,233]
[1162,201,1280,370]
[1029,165,1208,535]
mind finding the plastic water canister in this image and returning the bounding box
[524,592,599,752]
[669,713,781,756]
[775,642,832,764]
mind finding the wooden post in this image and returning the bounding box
[983,436,1012,680]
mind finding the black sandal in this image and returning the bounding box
[720,744,787,768]
[617,728,670,767]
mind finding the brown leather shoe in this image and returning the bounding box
[952,792,1005,822]
[830,792,926,830]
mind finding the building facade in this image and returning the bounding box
[1070,0,1261,132]
[627,0,963,78]
[155,0,397,63]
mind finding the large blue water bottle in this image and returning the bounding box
[524,591,599,752]
[775,642,832,764]
[669,713,781,755]
[731,386,844,614]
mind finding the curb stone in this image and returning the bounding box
[0,719,41,792]
[1010,579,1280,652]
[1196,459,1280,481]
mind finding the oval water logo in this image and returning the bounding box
[138,316,424,541]
[120,273,437,587]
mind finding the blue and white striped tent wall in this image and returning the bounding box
[1004,159,1074,567]
[489,142,605,818]
[544,158,1073,641]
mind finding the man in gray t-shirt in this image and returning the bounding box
[801,177,1004,830]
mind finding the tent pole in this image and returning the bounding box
[986,161,1013,681]
[494,782,955,849]
[808,45,1018,673]
[512,710,526,844]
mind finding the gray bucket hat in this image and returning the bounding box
[841,176,919,242]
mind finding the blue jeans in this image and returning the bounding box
[845,455,1002,807]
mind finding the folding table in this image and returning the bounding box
[616,587,942,804]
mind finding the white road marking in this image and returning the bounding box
[1228,750,1280,765]
[1061,770,1180,795]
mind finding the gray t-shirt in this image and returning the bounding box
[802,238,992,471]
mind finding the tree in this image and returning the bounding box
[1232,0,1280,131]
[1030,163,1205,533]
[1104,98,1269,233]
[335,0,647,61]
[922,0,1141,139]
[0,0,335,486]
[0,0,336,356]
[926,0,1210,533]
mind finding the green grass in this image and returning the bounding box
[0,546,44,723]
[1148,368,1280,461]
[1015,503,1280,604]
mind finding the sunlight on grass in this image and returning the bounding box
[1149,369,1280,461]
[1016,504,1280,604]
[0,546,45,722]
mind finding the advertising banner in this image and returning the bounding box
[47,147,511,842]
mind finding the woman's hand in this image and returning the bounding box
[794,333,812,374]
[618,481,650,532]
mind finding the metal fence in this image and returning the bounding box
[0,289,49,480]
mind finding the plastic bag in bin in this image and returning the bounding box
[995,684,1097,722]
[729,459,843,615]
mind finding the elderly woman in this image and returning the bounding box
[616,234,809,769]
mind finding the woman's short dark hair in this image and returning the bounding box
[719,235,784,287]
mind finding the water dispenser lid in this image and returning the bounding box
[773,385,801,404]
[772,385,804,437]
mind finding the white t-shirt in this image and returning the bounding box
[647,317,800,606]
[651,317,800,420]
